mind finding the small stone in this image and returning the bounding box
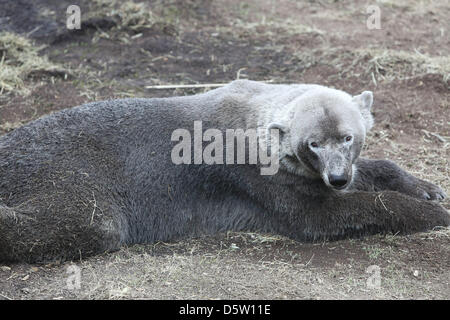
[21,287,30,294]
[230,243,239,250]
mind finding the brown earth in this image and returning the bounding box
[0,0,448,300]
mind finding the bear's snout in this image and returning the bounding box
[328,174,348,189]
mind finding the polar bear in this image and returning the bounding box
[0,80,448,262]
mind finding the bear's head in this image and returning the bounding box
[268,87,373,190]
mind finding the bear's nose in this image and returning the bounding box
[328,174,348,188]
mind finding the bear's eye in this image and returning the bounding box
[310,142,319,148]
[345,136,353,142]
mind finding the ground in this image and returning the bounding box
[0,0,449,300]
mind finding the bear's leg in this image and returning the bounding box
[353,158,446,201]
[0,203,123,263]
[285,190,450,241]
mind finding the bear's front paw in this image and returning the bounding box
[410,179,447,201]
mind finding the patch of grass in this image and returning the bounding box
[214,16,323,42]
[363,244,390,260]
[0,121,24,133]
[360,49,450,84]
[294,47,450,85]
[0,32,67,96]
[88,0,179,44]
[246,232,286,244]
[92,0,156,31]
[376,0,440,14]
[235,18,324,36]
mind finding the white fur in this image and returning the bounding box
[202,80,373,178]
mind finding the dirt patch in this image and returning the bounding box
[0,231,448,299]
[0,0,448,299]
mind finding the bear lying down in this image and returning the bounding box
[0,80,448,263]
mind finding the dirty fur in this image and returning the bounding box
[0,80,448,263]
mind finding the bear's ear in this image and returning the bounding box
[352,91,374,131]
[267,122,289,135]
[352,91,373,112]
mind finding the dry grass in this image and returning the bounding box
[360,49,450,84]
[92,0,156,31]
[6,231,447,300]
[0,32,67,96]
[88,0,174,45]
[376,0,443,12]
[0,121,24,133]
[293,47,450,85]
[232,18,324,37]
